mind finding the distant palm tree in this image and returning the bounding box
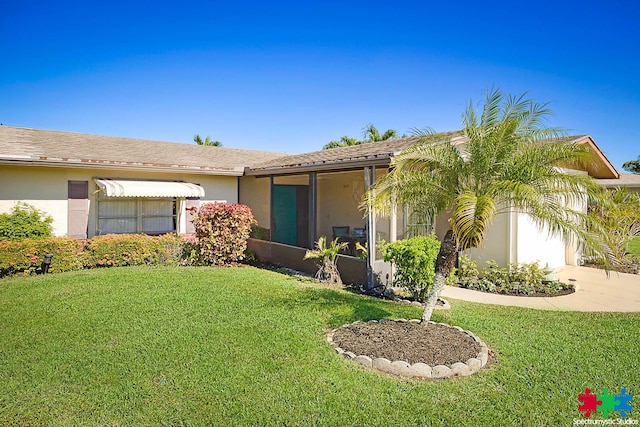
[323,136,360,150]
[194,134,223,147]
[365,88,608,322]
[362,123,397,142]
[323,124,397,150]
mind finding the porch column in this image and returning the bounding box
[308,172,317,249]
[364,166,376,289]
[390,196,397,242]
[269,175,274,242]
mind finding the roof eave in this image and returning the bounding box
[244,157,392,176]
[0,158,245,176]
[573,135,620,179]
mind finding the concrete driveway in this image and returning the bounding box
[440,265,640,312]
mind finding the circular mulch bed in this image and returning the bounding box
[327,319,490,379]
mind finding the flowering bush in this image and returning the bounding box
[192,203,256,265]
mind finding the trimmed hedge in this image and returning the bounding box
[83,234,183,269]
[0,237,84,277]
[0,234,184,278]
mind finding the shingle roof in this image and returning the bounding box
[245,132,600,176]
[597,173,640,188]
[0,126,286,175]
[246,131,463,175]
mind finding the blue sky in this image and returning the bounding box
[1,1,638,169]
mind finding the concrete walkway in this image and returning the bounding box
[440,266,640,312]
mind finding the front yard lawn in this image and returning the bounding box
[1,266,638,426]
[629,236,640,257]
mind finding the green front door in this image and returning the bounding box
[272,185,298,246]
[272,184,309,247]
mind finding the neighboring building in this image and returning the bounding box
[597,173,640,194]
[0,125,624,286]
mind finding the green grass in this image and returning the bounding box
[1,266,639,426]
[629,236,640,256]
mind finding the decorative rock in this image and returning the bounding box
[342,351,356,359]
[334,347,344,355]
[409,363,432,378]
[354,355,373,368]
[411,301,423,307]
[452,325,464,332]
[451,362,472,377]
[372,357,392,372]
[389,361,412,376]
[408,319,421,323]
[396,318,408,322]
[466,358,482,372]
[435,298,451,310]
[478,346,489,366]
[367,319,378,323]
[432,365,453,379]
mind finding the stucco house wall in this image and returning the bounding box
[238,176,271,229]
[0,165,238,238]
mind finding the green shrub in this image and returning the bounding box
[83,234,183,268]
[0,237,84,277]
[192,203,256,265]
[0,203,53,241]
[453,255,563,295]
[381,234,441,302]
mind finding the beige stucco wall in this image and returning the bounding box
[239,176,271,229]
[317,170,368,240]
[0,165,238,237]
[461,210,511,268]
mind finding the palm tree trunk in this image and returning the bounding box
[421,229,458,323]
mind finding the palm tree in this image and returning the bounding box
[365,89,608,322]
[194,134,223,147]
[362,124,397,142]
[323,136,360,150]
[323,124,398,150]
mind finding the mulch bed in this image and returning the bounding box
[455,285,575,298]
[331,321,481,366]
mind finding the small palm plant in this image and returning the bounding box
[304,236,348,285]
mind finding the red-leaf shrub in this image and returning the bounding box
[0,237,84,277]
[192,203,256,265]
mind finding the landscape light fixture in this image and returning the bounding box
[42,254,53,274]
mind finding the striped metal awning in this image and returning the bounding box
[94,179,205,198]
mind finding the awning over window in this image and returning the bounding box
[94,179,205,198]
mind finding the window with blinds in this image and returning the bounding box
[96,198,176,235]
